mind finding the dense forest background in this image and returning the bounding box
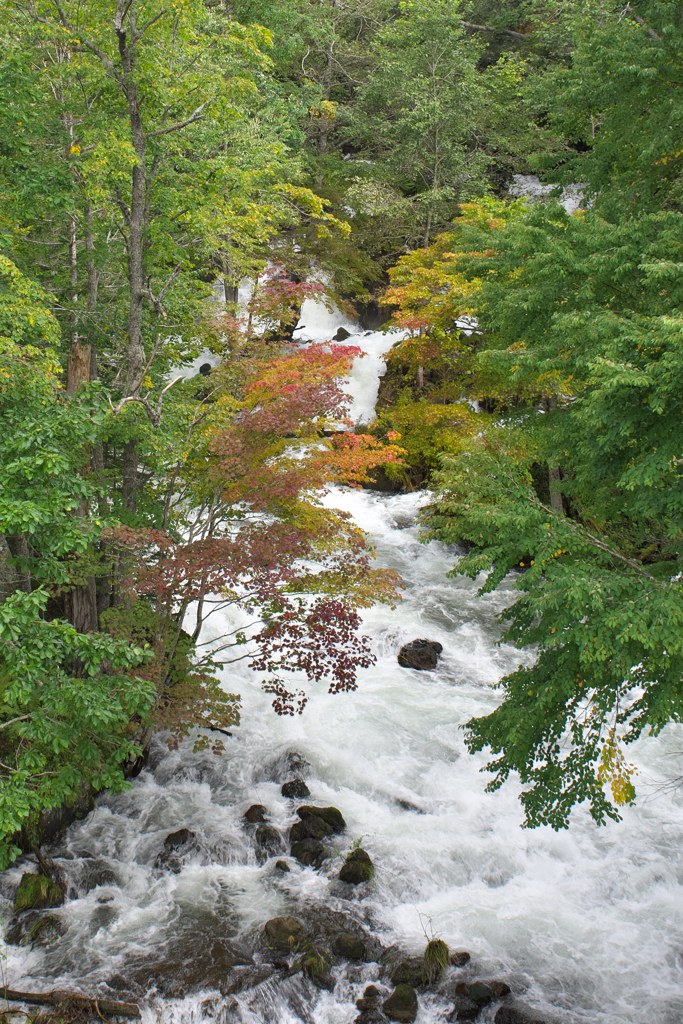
[1,0,683,866]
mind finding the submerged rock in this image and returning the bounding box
[264,915,304,950]
[14,873,64,911]
[255,824,282,859]
[333,932,365,960]
[154,828,198,872]
[281,779,310,799]
[86,867,117,891]
[356,984,382,1010]
[397,639,443,671]
[244,804,267,823]
[291,837,326,867]
[275,859,291,872]
[450,951,471,967]
[494,1004,548,1024]
[383,983,418,1023]
[339,848,374,884]
[5,910,66,947]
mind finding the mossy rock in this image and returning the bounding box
[423,938,449,983]
[244,804,267,823]
[14,874,64,911]
[281,779,310,799]
[264,915,303,950]
[390,957,424,988]
[383,983,418,1023]
[26,914,66,948]
[333,932,365,960]
[339,848,374,884]
[275,860,290,873]
[290,838,325,867]
[255,825,281,850]
[290,816,333,842]
[297,805,346,833]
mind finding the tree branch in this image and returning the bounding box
[460,20,529,40]
[144,98,214,139]
[620,3,663,41]
[109,375,183,427]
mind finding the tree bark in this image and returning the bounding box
[67,340,99,632]
[548,463,564,516]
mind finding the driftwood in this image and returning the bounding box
[0,988,141,1019]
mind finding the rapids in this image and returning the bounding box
[3,298,683,1024]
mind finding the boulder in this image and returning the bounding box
[281,779,310,799]
[355,1010,389,1024]
[291,838,326,867]
[290,816,333,843]
[264,915,303,950]
[244,804,267,823]
[339,848,374,884]
[275,860,290,872]
[489,981,512,999]
[397,639,443,671]
[390,957,424,988]
[333,932,365,960]
[164,828,195,848]
[333,326,351,341]
[297,804,346,832]
[494,1004,548,1024]
[14,874,64,911]
[383,983,418,1023]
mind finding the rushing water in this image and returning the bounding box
[3,299,683,1024]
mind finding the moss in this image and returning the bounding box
[14,873,64,911]
[423,938,449,983]
[339,848,374,884]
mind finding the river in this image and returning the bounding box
[2,296,683,1024]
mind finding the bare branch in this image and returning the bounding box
[0,714,31,731]
[460,20,529,40]
[109,375,183,427]
[144,98,214,139]
[620,3,662,41]
[147,261,182,316]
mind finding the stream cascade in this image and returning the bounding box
[3,271,683,1024]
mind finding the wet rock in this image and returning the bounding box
[489,981,512,999]
[5,910,65,947]
[355,1010,389,1024]
[275,859,290,872]
[339,848,374,884]
[333,326,351,341]
[244,804,267,823]
[86,867,118,891]
[397,639,443,671]
[390,957,424,988]
[333,932,365,960]
[105,974,137,994]
[264,915,304,950]
[468,981,495,1006]
[291,838,326,867]
[281,779,310,799]
[290,816,334,843]
[222,965,277,995]
[164,827,195,848]
[357,984,382,1009]
[14,873,64,911]
[255,824,283,860]
[383,983,418,1023]
[494,1004,548,1024]
[129,936,252,997]
[298,804,346,832]
[450,951,471,967]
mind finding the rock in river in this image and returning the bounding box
[333,932,365,960]
[397,639,443,671]
[264,915,303,950]
[281,779,310,799]
[383,983,418,1023]
[14,874,64,911]
[339,848,374,884]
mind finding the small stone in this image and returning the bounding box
[339,848,374,884]
[488,980,512,999]
[291,838,325,867]
[264,915,303,950]
[390,957,424,988]
[275,860,290,872]
[450,951,471,967]
[383,983,418,1023]
[333,326,351,341]
[244,804,267,823]
[164,828,195,848]
[333,932,365,960]
[14,874,64,911]
[397,639,443,671]
[281,779,310,799]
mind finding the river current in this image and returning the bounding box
[3,295,683,1024]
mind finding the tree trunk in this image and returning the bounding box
[548,463,564,516]
[67,339,99,632]
[0,534,19,604]
[416,365,424,389]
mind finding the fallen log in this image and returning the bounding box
[0,988,141,1018]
